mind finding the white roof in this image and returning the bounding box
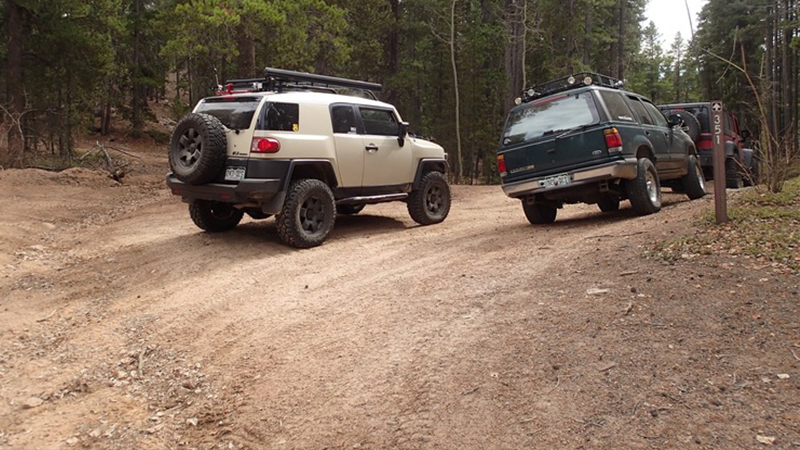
[208,91,395,109]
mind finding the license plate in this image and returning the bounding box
[539,173,572,189]
[224,166,246,181]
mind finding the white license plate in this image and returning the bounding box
[539,173,572,189]
[225,166,246,181]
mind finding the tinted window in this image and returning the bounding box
[629,98,654,125]
[331,105,358,134]
[599,91,635,122]
[361,108,399,136]
[196,97,260,130]
[259,102,299,132]
[503,92,600,146]
[644,102,668,128]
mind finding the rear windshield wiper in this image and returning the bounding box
[542,125,587,139]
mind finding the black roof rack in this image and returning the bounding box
[520,73,623,103]
[214,68,382,100]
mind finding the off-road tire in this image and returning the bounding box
[681,155,707,200]
[169,113,227,186]
[522,202,557,224]
[276,179,336,249]
[189,200,244,232]
[336,204,365,215]
[597,197,621,213]
[626,158,662,216]
[725,157,744,189]
[407,171,451,225]
[674,111,701,143]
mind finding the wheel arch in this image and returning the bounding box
[412,158,447,189]
[284,160,339,190]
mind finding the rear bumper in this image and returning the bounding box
[167,174,283,210]
[501,158,638,198]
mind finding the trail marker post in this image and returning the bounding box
[711,101,728,224]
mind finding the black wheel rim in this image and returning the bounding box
[425,183,445,215]
[178,128,202,168]
[300,196,327,234]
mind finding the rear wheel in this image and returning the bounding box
[276,179,336,248]
[189,200,244,232]
[681,155,707,200]
[626,158,662,216]
[522,201,557,224]
[725,157,744,189]
[407,171,451,225]
[336,204,366,215]
[597,197,621,213]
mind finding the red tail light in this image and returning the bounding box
[497,155,507,177]
[251,137,281,154]
[698,134,713,150]
[604,128,623,154]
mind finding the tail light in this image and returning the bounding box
[497,155,507,177]
[698,134,713,150]
[251,137,281,154]
[604,128,623,154]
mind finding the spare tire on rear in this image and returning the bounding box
[169,113,228,186]
[673,110,701,143]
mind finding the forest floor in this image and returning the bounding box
[0,142,799,450]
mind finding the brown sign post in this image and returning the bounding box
[711,101,728,224]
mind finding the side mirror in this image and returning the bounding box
[667,114,683,128]
[398,121,409,147]
[740,129,751,140]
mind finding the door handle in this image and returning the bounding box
[366,144,379,153]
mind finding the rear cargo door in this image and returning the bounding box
[500,91,607,179]
[195,96,263,159]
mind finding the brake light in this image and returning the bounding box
[251,137,281,153]
[604,128,623,154]
[497,155,507,177]
[698,138,713,150]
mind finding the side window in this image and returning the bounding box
[361,108,399,136]
[258,103,299,132]
[628,97,654,126]
[599,91,635,122]
[724,113,733,134]
[331,105,358,134]
[644,101,668,128]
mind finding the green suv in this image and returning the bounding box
[497,73,706,224]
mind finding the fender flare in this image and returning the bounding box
[412,158,448,189]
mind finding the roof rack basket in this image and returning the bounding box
[215,68,383,98]
[521,73,623,103]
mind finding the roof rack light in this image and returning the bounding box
[521,72,623,104]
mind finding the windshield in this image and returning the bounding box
[503,92,600,146]
[196,97,261,130]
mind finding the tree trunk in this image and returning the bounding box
[236,23,257,78]
[386,0,400,104]
[5,0,25,155]
[450,0,463,183]
[131,0,145,133]
[617,0,626,79]
[583,6,593,67]
[504,0,526,112]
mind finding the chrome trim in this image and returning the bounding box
[336,193,408,205]
[501,158,638,198]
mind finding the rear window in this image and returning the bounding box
[502,92,600,146]
[259,102,300,132]
[196,97,261,130]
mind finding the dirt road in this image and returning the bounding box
[1,159,799,449]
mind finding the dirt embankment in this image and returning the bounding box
[0,158,798,449]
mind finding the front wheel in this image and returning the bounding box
[626,158,662,216]
[681,155,707,200]
[276,179,336,248]
[407,171,451,225]
[189,200,244,232]
[522,201,557,224]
